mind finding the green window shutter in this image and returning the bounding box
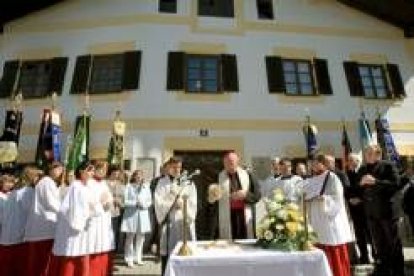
[166,51,185,91]
[0,60,19,99]
[265,56,285,93]
[343,61,363,97]
[313,58,333,95]
[70,55,92,94]
[221,54,239,92]
[386,63,406,98]
[48,57,68,96]
[122,51,141,91]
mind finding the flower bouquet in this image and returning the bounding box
[256,189,316,251]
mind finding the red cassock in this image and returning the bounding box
[89,252,113,276]
[317,243,351,276]
[26,239,54,276]
[0,243,28,276]
[47,255,90,276]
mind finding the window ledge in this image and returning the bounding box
[74,91,133,103]
[275,94,326,105]
[175,92,232,102]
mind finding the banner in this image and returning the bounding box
[0,110,23,164]
[303,116,318,159]
[358,112,373,150]
[67,114,90,171]
[375,116,400,166]
[107,114,126,168]
[35,109,62,168]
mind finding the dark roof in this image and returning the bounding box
[0,0,413,37]
[337,0,414,37]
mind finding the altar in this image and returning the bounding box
[165,240,332,276]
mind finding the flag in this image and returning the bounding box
[375,115,400,166]
[67,114,90,171]
[303,116,318,159]
[358,112,373,150]
[341,123,352,171]
[35,109,62,169]
[107,112,126,168]
[0,109,23,165]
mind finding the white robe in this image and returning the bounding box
[269,175,304,202]
[0,186,34,245]
[24,176,61,242]
[303,171,354,245]
[218,167,254,239]
[52,180,104,256]
[86,178,115,254]
[121,182,152,234]
[154,176,197,256]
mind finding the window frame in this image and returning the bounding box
[89,53,125,94]
[185,54,221,94]
[198,0,235,18]
[281,58,316,96]
[256,0,274,20]
[357,63,389,99]
[18,59,52,99]
[158,0,177,14]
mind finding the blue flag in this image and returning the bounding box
[303,117,318,159]
[375,116,400,166]
[358,112,373,150]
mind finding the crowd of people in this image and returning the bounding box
[0,145,411,276]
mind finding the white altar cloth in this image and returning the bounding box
[165,240,332,276]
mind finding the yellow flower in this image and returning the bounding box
[286,202,300,211]
[287,210,301,222]
[286,221,299,234]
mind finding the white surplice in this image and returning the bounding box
[24,176,61,242]
[87,178,115,254]
[303,171,354,245]
[218,167,254,239]
[154,175,197,256]
[121,182,152,234]
[52,180,104,256]
[0,186,34,245]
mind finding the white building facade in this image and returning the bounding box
[0,0,413,178]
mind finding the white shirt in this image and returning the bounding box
[86,178,114,254]
[303,171,354,245]
[24,176,61,241]
[0,186,34,245]
[53,180,104,256]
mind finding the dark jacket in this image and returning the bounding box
[333,169,351,199]
[358,160,401,219]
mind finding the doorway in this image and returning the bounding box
[174,150,227,240]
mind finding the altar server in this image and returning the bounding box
[49,162,105,276]
[0,166,41,276]
[154,157,197,275]
[266,158,303,202]
[88,161,114,276]
[24,161,63,276]
[303,154,353,276]
[216,151,261,240]
[121,169,152,267]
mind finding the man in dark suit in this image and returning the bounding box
[359,145,404,276]
[346,153,372,264]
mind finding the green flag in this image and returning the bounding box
[67,114,90,171]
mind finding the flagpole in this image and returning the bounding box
[341,118,347,172]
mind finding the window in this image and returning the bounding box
[70,51,141,95]
[159,0,177,13]
[90,54,124,93]
[198,0,234,18]
[18,61,51,98]
[186,55,219,93]
[257,0,274,20]
[282,59,314,95]
[358,65,388,99]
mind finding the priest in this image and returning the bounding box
[215,151,261,240]
[154,157,197,275]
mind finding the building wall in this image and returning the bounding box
[1,0,413,173]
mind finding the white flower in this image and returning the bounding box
[273,189,285,202]
[268,201,282,212]
[276,209,288,220]
[275,224,284,230]
[264,230,274,241]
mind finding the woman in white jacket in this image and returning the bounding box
[121,169,152,267]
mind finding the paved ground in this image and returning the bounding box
[113,247,414,276]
